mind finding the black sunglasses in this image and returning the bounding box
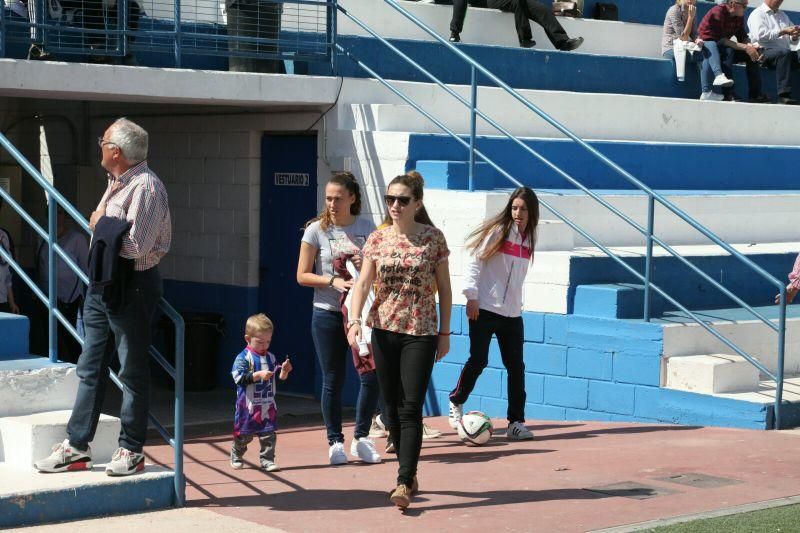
[384,194,412,207]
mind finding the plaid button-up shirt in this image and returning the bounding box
[98,160,171,271]
[698,3,749,43]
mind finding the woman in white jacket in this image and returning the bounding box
[448,187,539,440]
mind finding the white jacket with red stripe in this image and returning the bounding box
[463,224,532,318]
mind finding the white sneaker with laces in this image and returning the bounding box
[262,461,280,472]
[448,401,463,430]
[329,442,348,465]
[33,439,93,473]
[713,73,734,88]
[351,437,381,463]
[105,447,145,476]
[506,421,534,440]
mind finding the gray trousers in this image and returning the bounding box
[226,0,282,73]
[232,432,277,465]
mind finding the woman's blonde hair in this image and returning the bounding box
[245,313,274,337]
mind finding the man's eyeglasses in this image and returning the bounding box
[384,195,412,207]
[97,137,117,148]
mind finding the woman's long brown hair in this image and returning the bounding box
[466,186,539,261]
[305,171,362,230]
[381,171,435,227]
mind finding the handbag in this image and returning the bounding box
[552,1,582,17]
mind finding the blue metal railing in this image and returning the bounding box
[0,131,186,506]
[335,0,789,428]
[0,0,334,68]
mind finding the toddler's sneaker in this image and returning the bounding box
[105,447,145,476]
[369,416,387,438]
[700,91,725,101]
[230,450,244,470]
[422,422,442,439]
[262,460,280,472]
[448,401,463,430]
[506,421,534,441]
[329,442,348,465]
[351,437,381,463]
[34,439,93,473]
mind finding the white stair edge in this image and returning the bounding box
[664,354,761,394]
[0,410,122,466]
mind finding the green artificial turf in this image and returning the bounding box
[647,503,800,532]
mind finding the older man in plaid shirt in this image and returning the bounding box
[35,118,172,476]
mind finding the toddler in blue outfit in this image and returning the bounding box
[230,313,292,471]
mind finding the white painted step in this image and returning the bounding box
[0,410,121,467]
[338,0,663,58]
[332,89,800,144]
[0,359,79,417]
[662,311,800,377]
[665,354,760,394]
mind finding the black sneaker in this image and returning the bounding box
[519,38,536,48]
[449,31,461,43]
[558,36,584,52]
[27,44,52,61]
[778,95,799,105]
[749,94,772,104]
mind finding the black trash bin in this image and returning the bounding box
[160,312,226,391]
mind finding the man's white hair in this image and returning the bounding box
[108,118,148,164]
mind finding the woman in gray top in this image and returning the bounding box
[297,172,382,466]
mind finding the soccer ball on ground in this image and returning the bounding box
[457,410,493,446]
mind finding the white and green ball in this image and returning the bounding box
[457,411,493,446]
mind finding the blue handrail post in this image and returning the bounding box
[775,292,786,429]
[173,0,182,67]
[47,194,58,362]
[329,0,338,75]
[469,65,477,192]
[120,0,128,57]
[173,314,185,505]
[643,194,655,321]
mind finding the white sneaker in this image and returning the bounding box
[448,401,463,430]
[375,414,387,431]
[350,437,381,463]
[422,422,442,439]
[700,91,725,101]
[712,73,734,88]
[105,447,145,476]
[328,442,348,465]
[369,416,387,438]
[506,421,535,441]
[33,439,93,473]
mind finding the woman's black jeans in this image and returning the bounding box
[449,309,526,423]
[372,328,436,487]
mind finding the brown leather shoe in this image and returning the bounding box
[390,484,411,509]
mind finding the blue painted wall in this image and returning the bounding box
[425,304,775,430]
[408,135,800,191]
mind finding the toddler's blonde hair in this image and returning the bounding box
[245,313,274,337]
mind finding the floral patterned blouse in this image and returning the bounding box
[362,224,449,336]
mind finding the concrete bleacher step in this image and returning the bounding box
[665,354,761,394]
[0,356,79,417]
[659,305,800,377]
[340,0,664,58]
[0,410,121,467]
[573,283,665,319]
[0,462,175,528]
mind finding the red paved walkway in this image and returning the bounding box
[145,418,800,532]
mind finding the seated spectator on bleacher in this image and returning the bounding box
[225,0,283,73]
[662,0,704,85]
[748,0,800,104]
[698,0,769,102]
[449,0,583,51]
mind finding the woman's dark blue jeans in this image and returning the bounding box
[311,307,380,444]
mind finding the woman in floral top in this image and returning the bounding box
[348,173,452,510]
